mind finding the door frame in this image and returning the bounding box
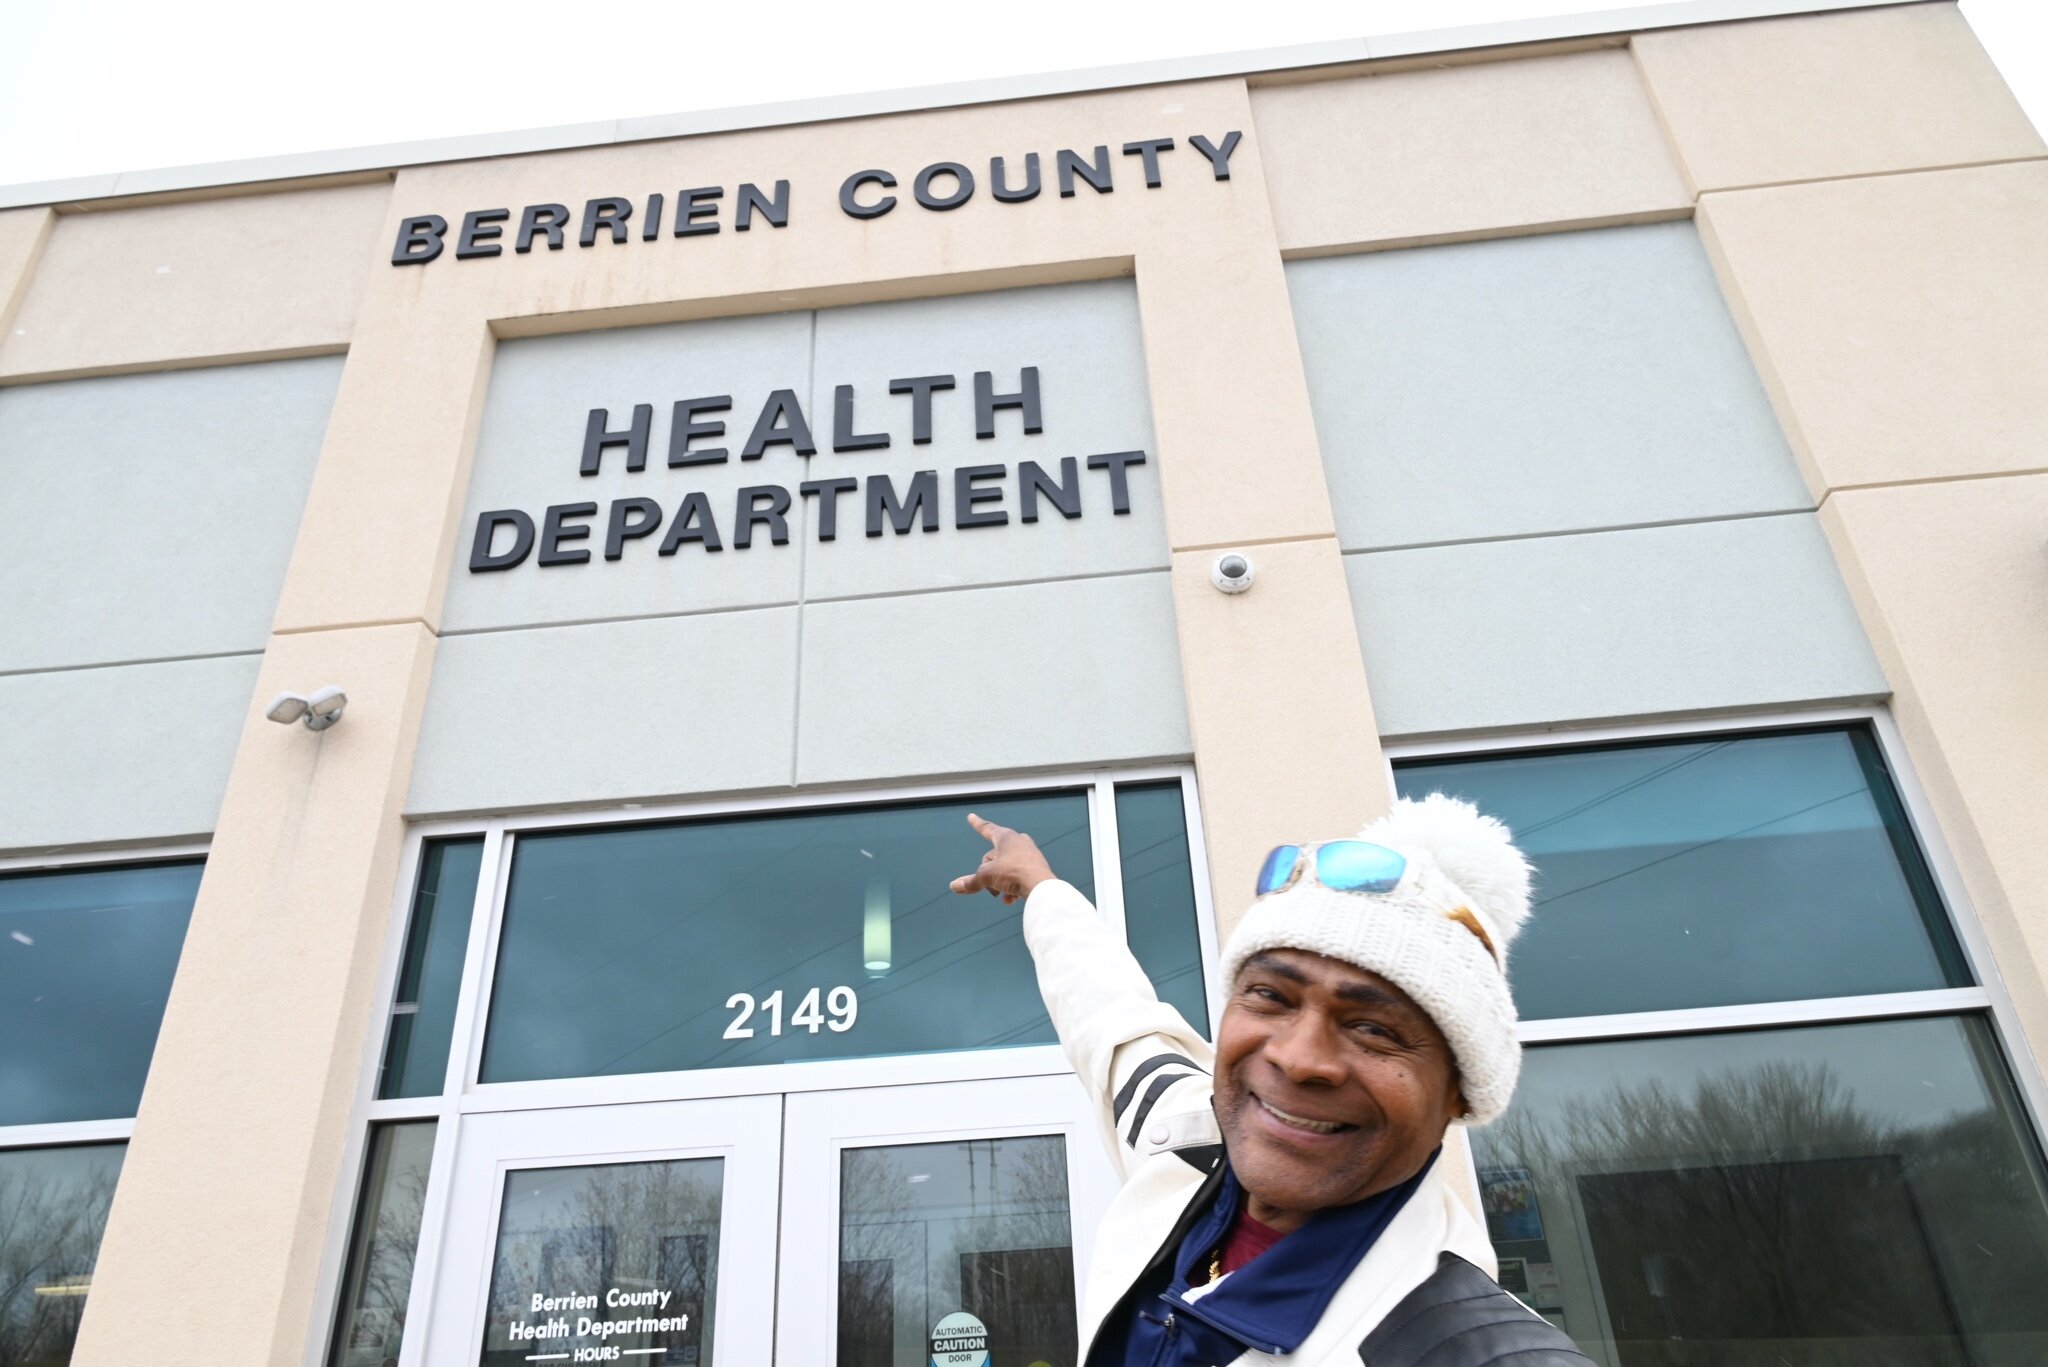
[776,1075,1121,1367]
[412,1093,785,1367]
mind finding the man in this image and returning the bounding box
[950,793,1590,1366]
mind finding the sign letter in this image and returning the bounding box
[582,405,653,476]
[1086,450,1146,514]
[974,368,1042,439]
[839,170,898,220]
[391,215,447,265]
[1190,131,1243,181]
[470,509,535,571]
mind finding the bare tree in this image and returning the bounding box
[0,1152,119,1367]
[1478,1062,2048,1367]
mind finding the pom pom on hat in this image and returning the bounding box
[1218,794,1535,1125]
[1353,792,1533,961]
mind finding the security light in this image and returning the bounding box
[265,687,348,731]
[305,686,348,728]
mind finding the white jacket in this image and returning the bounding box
[1023,878,1512,1366]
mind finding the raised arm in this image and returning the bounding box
[951,813,1214,1173]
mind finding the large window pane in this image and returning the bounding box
[1475,1017,2048,1367]
[328,1122,436,1367]
[0,1143,124,1367]
[481,793,1093,1084]
[1396,727,1968,1019]
[379,840,484,1099]
[1115,783,1209,1036]
[0,861,200,1125]
[480,1157,721,1367]
[840,1136,1077,1367]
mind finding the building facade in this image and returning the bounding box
[3,2,2047,1364]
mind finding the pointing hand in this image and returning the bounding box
[948,813,1056,906]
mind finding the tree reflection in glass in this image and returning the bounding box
[329,1122,436,1367]
[0,1143,122,1367]
[1475,1018,2048,1367]
[479,1158,722,1367]
[839,1135,1077,1367]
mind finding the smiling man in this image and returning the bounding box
[951,795,1589,1367]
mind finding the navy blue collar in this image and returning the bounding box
[1163,1149,1439,1355]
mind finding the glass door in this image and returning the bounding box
[418,1095,782,1367]
[777,1076,1120,1367]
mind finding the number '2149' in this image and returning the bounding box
[723,986,858,1039]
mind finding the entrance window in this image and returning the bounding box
[1395,721,2048,1363]
[839,1136,1077,1367]
[481,1156,722,1367]
[480,792,1096,1084]
[333,770,1208,1367]
[1114,783,1210,1037]
[328,1122,437,1367]
[379,840,485,1100]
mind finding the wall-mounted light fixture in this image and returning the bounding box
[265,686,348,731]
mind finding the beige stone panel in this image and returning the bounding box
[399,79,1270,331]
[1634,4,2045,193]
[1254,48,1691,253]
[1170,537,1385,940]
[1168,532,1486,1210]
[1700,161,2048,493]
[277,77,1338,632]
[1820,478,2048,1080]
[0,181,390,379]
[269,275,494,634]
[1138,241,1335,549]
[0,206,52,336]
[71,622,435,1367]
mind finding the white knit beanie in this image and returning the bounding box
[1217,794,1534,1126]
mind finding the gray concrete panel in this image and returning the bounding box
[801,280,1166,601]
[407,608,800,816]
[0,655,258,852]
[441,311,815,633]
[0,357,341,672]
[1289,222,1811,550]
[795,573,1189,786]
[1346,513,1887,737]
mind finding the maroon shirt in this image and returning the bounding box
[1218,1207,1287,1275]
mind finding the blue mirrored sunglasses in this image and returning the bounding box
[1255,840,1408,898]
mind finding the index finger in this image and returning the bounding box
[966,812,1009,844]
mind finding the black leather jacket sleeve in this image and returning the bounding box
[1359,1253,1594,1367]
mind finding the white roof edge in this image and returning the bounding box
[0,0,1913,211]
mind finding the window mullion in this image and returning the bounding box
[1176,769,1224,1034]
[1518,986,1994,1045]
[1088,773,1129,942]
[362,1097,443,1124]
[0,1116,136,1150]
[445,825,509,1098]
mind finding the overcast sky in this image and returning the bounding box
[0,0,2040,189]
